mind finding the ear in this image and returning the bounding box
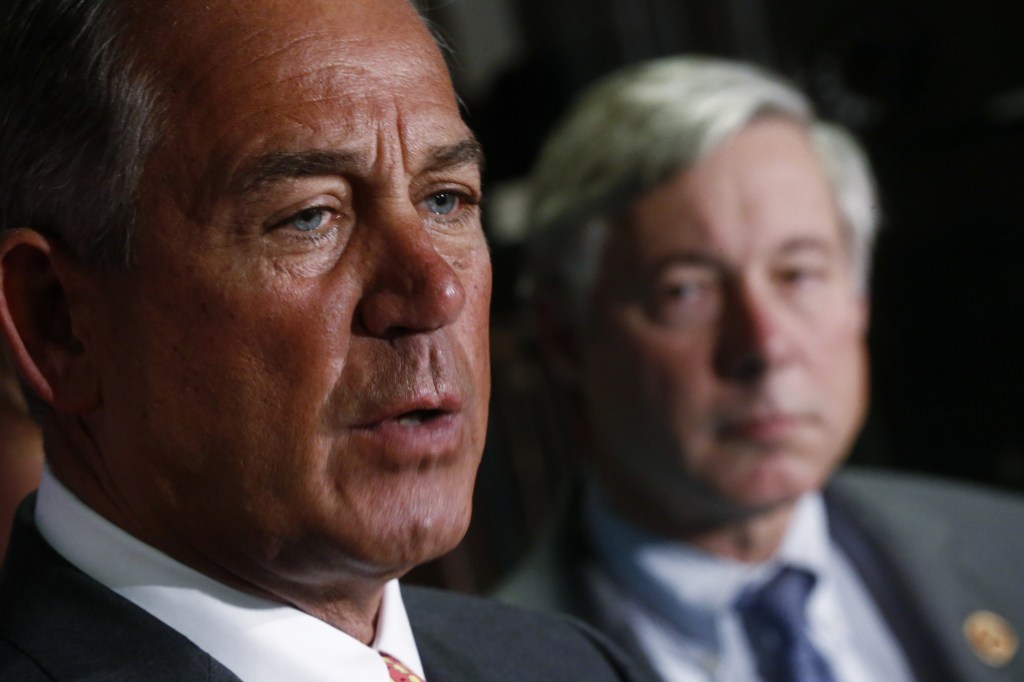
[0,229,100,414]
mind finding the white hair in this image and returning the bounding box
[526,56,880,326]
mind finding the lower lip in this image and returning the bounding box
[724,416,802,441]
[352,412,464,464]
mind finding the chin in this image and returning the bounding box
[361,480,475,573]
[726,456,827,511]
[370,519,470,577]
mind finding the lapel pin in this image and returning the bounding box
[963,610,1018,667]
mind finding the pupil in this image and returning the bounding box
[294,209,323,231]
[430,193,456,214]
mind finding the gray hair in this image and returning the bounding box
[0,0,166,268]
[527,56,879,326]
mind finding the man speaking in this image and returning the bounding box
[0,1,646,680]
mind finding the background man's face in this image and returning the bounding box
[580,118,867,533]
[80,0,491,588]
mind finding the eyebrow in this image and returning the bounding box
[422,137,486,174]
[650,253,722,274]
[647,235,839,276]
[231,137,485,195]
[232,150,364,194]
[775,236,839,258]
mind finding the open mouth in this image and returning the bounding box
[395,408,448,425]
[350,403,463,462]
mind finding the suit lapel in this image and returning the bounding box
[0,498,242,682]
[411,627,486,682]
[827,472,1024,682]
[825,483,958,682]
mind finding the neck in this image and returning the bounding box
[287,584,386,644]
[44,415,390,645]
[684,502,797,562]
[600,476,800,563]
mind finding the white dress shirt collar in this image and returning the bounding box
[583,480,915,682]
[584,482,827,634]
[35,466,425,682]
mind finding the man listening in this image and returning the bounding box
[500,56,1024,682]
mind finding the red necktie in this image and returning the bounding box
[381,652,426,682]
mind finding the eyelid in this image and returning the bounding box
[418,185,481,224]
[775,258,832,280]
[415,163,482,198]
[262,193,346,233]
[654,263,718,286]
[426,180,481,202]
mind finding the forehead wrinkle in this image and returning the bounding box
[378,94,483,177]
[216,53,373,122]
[393,95,410,178]
[363,96,412,185]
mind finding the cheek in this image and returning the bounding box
[458,255,492,409]
[585,319,710,437]
[807,309,869,432]
[464,260,492,352]
[617,319,710,398]
[112,269,352,444]
[814,307,868,382]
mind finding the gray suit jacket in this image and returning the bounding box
[497,469,1024,682]
[0,501,652,681]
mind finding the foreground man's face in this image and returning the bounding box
[582,118,867,534]
[84,0,491,588]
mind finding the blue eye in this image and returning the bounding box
[289,208,329,232]
[425,192,459,215]
[661,282,705,301]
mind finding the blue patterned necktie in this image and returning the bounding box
[735,566,837,682]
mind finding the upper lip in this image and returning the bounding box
[352,391,463,428]
[717,410,804,434]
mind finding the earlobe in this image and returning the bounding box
[0,229,100,414]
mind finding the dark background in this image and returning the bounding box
[408,0,1024,591]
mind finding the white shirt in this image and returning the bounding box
[35,467,425,682]
[583,485,916,682]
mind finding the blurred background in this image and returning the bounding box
[1,0,1020,594]
[406,0,1024,591]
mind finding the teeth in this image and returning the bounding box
[397,412,426,425]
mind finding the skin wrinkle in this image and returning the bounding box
[231,140,482,207]
[152,19,428,221]
[6,0,491,645]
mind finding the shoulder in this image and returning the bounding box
[831,467,1024,520]
[827,469,1024,679]
[827,467,1024,566]
[403,585,650,681]
[0,505,240,682]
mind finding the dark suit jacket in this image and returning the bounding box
[0,502,651,681]
[496,469,1024,682]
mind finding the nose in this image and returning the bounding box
[356,211,467,339]
[713,283,793,383]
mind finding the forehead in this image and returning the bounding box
[129,0,439,87]
[127,0,466,195]
[618,118,842,262]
